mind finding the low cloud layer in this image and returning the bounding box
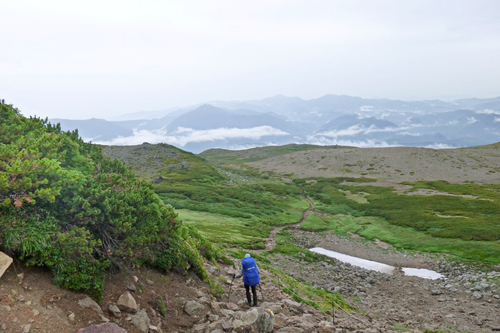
[93,126,289,147]
[305,136,453,150]
[316,124,401,138]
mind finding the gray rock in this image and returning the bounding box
[77,323,127,333]
[184,300,206,316]
[238,308,275,333]
[117,291,139,313]
[191,322,209,332]
[317,320,335,333]
[472,291,483,299]
[126,282,136,292]
[275,327,304,333]
[108,303,121,318]
[0,252,13,279]
[78,296,104,314]
[221,321,234,332]
[130,309,151,333]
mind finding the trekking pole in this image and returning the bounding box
[227,275,235,301]
[258,283,264,302]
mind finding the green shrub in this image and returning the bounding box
[0,104,222,300]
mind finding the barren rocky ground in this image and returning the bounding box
[283,229,500,332]
[2,231,500,332]
[247,146,500,183]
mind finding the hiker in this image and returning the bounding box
[234,253,260,307]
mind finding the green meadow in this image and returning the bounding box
[158,172,500,264]
[104,143,500,309]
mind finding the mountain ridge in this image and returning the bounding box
[49,94,500,153]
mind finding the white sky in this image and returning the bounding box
[2,0,500,120]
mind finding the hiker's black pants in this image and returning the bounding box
[244,284,258,306]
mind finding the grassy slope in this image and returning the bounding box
[103,143,307,250]
[104,142,500,264]
[102,143,223,183]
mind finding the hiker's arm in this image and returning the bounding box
[234,266,244,278]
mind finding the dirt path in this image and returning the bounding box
[259,191,320,252]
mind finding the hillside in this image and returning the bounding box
[101,143,224,183]
[3,105,500,332]
[239,144,500,184]
[0,104,221,300]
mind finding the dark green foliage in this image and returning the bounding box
[157,181,301,223]
[303,178,500,242]
[0,104,221,300]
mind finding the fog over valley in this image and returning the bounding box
[50,94,500,153]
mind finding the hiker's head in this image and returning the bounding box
[244,253,251,258]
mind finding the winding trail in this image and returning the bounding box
[258,190,325,253]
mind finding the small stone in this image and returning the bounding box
[130,309,151,332]
[68,312,75,321]
[221,322,234,332]
[126,282,137,292]
[108,303,121,318]
[117,291,139,313]
[78,296,104,314]
[77,323,127,333]
[22,324,31,333]
[32,309,39,317]
[146,279,154,285]
[0,252,13,279]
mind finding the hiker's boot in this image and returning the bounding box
[253,300,258,307]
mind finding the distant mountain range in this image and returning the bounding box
[51,94,500,153]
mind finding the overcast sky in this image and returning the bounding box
[2,0,500,120]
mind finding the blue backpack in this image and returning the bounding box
[242,257,260,286]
